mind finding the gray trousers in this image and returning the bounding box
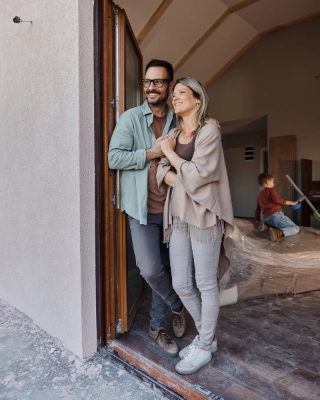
[128,214,183,330]
[170,229,222,350]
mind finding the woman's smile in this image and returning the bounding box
[172,83,197,115]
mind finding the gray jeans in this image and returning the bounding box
[170,229,222,350]
[128,214,183,330]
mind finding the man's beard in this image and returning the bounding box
[146,90,167,106]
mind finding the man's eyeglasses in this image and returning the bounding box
[142,79,171,88]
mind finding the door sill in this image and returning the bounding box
[103,340,213,400]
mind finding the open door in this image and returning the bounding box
[114,6,144,334]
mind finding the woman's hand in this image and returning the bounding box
[160,136,180,169]
[205,117,221,132]
[160,136,176,155]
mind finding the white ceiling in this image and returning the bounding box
[116,0,320,86]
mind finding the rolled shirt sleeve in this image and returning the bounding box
[108,112,146,171]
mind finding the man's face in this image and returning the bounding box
[144,67,173,106]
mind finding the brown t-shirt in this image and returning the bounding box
[174,133,196,161]
[147,115,167,213]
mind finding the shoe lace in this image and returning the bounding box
[159,329,173,345]
[184,344,199,362]
[173,313,182,328]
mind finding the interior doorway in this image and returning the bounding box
[221,116,268,218]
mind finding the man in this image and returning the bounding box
[108,59,219,356]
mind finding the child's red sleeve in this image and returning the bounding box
[270,188,286,205]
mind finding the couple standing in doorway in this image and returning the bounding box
[108,59,234,375]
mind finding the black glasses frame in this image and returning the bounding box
[141,79,171,88]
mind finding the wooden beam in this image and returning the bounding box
[204,34,261,88]
[136,0,173,45]
[204,9,320,87]
[174,0,261,72]
[261,9,320,36]
[229,0,260,13]
[174,10,230,73]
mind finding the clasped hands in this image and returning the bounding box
[151,118,220,159]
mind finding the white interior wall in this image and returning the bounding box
[223,131,267,217]
[0,0,96,358]
[207,17,320,187]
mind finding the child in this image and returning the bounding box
[255,173,300,242]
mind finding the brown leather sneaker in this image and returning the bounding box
[148,327,178,356]
[258,221,270,232]
[172,307,187,338]
[269,228,284,242]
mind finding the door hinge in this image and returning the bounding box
[116,319,122,334]
[110,99,115,107]
[111,195,116,205]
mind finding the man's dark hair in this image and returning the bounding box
[257,173,274,187]
[145,59,174,82]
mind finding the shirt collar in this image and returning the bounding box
[142,100,175,128]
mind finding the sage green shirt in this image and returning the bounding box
[108,101,176,225]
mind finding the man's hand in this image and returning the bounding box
[146,137,167,161]
[205,117,221,132]
[160,136,176,155]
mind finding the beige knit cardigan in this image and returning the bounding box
[156,124,234,281]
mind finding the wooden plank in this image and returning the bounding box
[223,383,266,400]
[136,0,173,45]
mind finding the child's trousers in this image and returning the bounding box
[265,211,299,236]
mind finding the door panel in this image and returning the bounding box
[269,135,296,218]
[114,6,143,333]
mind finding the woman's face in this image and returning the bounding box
[171,83,198,117]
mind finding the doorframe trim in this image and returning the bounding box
[93,0,104,347]
[94,0,118,346]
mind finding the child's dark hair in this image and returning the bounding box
[145,59,174,82]
[257,173,274,187]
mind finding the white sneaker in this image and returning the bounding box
[179,336,217,359]
[175,344,212,374]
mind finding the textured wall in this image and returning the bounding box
[0,1,96,358]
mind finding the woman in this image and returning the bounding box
[156,78,234,374]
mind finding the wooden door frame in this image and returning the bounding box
[115,7,144,334]
[94,0,144,345]
[94,0,117,346]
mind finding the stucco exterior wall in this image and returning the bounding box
[0,1,96,358]
[207,17,320,185]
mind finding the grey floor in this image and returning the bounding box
[0,299,168,400]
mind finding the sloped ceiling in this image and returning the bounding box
[116,0,320,86]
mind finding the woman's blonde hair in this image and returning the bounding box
[172,77,209,136]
